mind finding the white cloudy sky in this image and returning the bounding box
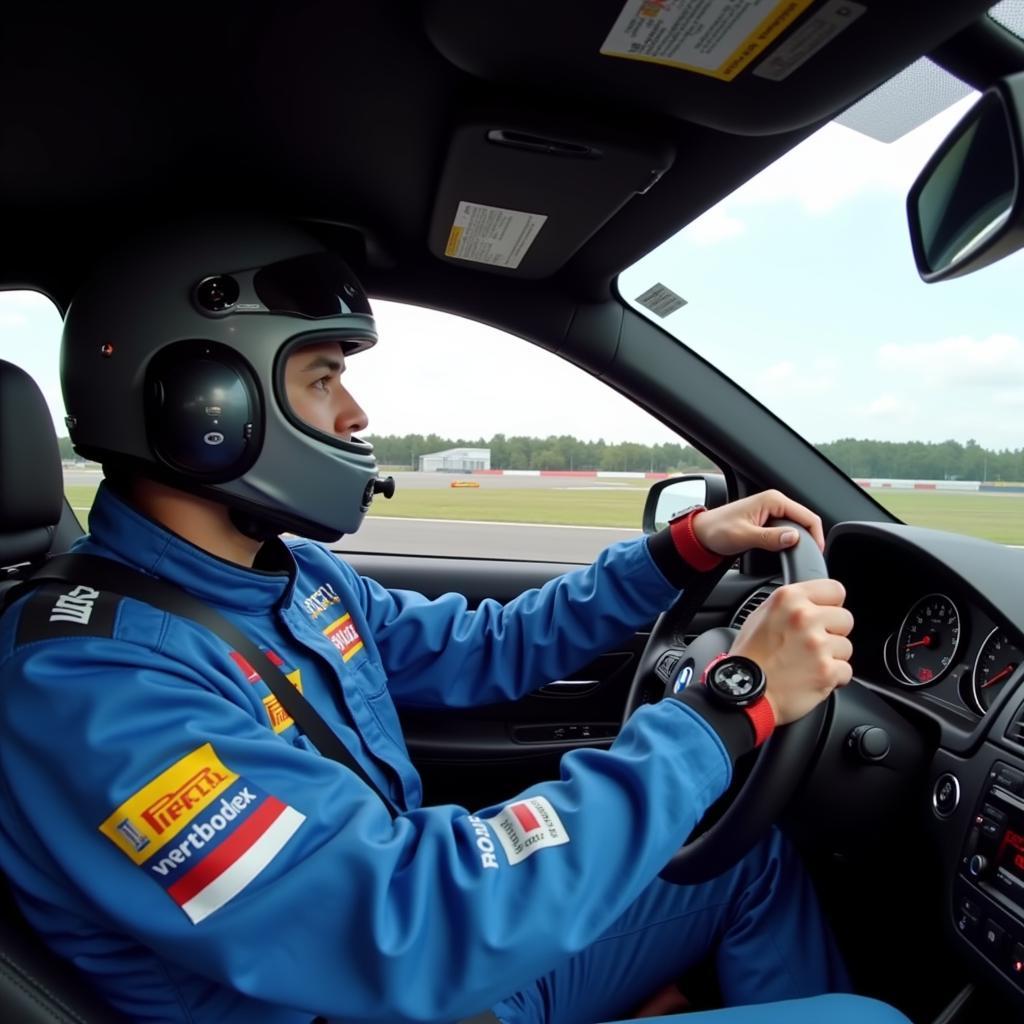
[3,85,1022,451]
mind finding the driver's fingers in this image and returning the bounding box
[781,578,846,608]
[824,633,853,663]
[820,605,855,637]
[761,491,825,551]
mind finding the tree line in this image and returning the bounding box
[59,432,1024,481]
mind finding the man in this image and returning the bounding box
[0,221,860,1024]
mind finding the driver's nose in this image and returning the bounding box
[335,385,369,441]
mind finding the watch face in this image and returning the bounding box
[709,657,764,704]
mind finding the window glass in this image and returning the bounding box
[0,291,97,527]
[336,299,718,562]
[620,88,1024,548]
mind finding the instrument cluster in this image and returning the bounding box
[880,591,1023,715]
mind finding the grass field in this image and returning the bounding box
[63,482,1024,545]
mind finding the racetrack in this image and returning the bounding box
[62,468,1024,557]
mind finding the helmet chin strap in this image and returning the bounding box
[228,507,295,543]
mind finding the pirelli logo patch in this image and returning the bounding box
[100,743,305,924]
[322,612,364,662]
[229,650,302,734]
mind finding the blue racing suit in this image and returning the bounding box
[0,484,847,1023]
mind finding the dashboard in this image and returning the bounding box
[820,522,1024,1009]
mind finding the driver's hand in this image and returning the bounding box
[730,579,853,726]
[692,490,824,557]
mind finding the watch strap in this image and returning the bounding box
[702,652,776,748]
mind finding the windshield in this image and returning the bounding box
[619,72,1024,547]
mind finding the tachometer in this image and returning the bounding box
[971,628,1023,713]
[897,594,961,686]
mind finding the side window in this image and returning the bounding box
[338,300,718,562]
[0,291,95,527]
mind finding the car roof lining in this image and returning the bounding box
[0,2,1021,319]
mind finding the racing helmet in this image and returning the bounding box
[61,220,393,542]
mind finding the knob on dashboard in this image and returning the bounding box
[968,854,988,878]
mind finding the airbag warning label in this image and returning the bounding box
[445,202,547,270]
[601,0,815,81]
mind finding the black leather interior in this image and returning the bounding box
[0,364,126,1021]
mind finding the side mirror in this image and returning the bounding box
[642,474,728,534]
[907,71,1024,282]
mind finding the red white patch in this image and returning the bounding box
[483,796,569,866]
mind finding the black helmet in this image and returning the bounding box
[61,220,390,541]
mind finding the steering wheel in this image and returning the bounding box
[622,519,830,884]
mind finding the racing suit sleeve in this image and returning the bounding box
[345,533,706,707]
[0,626,732,1024]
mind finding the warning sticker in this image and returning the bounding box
[753,1,866,81]
[635,283,687,318]
[600,0,815,82]
[483,796,570,866]
[444,202,547,270]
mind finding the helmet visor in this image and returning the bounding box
[195,252,374,321]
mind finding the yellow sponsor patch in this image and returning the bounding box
[99,743,238,864]
[323,612,365,662]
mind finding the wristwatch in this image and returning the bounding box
[702,653,775,747]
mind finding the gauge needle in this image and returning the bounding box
[982,664,1018,689]
[905,637,933,650]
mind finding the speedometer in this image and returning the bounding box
[971,628,1023,713]
[897,594,961,686]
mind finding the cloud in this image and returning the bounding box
[756,357,839,398]
[877,333,1024,390]
[0,312,28,328]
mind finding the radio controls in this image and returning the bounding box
[969,854,989,878]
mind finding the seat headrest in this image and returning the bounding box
[0,360,64,568]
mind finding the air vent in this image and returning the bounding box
[1006,701,1024,747]
[730,585,778,630]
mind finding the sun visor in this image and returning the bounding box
[428,116,675,278]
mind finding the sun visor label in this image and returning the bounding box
[444,202,548,270]
[753,1,866,82]
[600,0,815,82]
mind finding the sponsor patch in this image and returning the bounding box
[229,649,302,732]
[100,743,238,864]
[302,582,342,621]
[15,581,119,645]
[322,612,364,662]
[483,796,569,866]
[100,746,305,924]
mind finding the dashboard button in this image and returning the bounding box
[982,919,1005,954]
[934,773,960,817]
[1010,942,1024,982]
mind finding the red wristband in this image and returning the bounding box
[668,508,723,573]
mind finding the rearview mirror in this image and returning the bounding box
[642,474,728,534]
[907,71,1024,282]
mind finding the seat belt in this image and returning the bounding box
[18,552,400,820]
